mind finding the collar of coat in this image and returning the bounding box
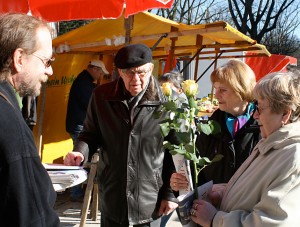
[256,121,300,155]
[0,81,20,109]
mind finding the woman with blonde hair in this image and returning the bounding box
[190,70,300,226]
[170,59,260,191]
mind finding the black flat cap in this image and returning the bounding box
[114,44,152,69]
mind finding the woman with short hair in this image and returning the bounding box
[190,70,300,227]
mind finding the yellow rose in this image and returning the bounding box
[161,82,172,97]
[182,80,198,97]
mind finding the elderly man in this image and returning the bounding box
[64,44,177,227]
[0,13,59,226]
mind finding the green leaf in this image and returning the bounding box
[188,97,197,108]
[198,120,221,135]
[175,131,191,143]
[211,154,223,162]
[178,112,188,120]
[163,101,177,111]
[198,158,207,166]
[184,144,195,153]
[202,157,212,163]
[153,111,162,119]
[163,141,173,150]
[173,147,187,154]
[169,150,177,155]
[160,122,170,137]
[209,120,221,134]
[176,108,185,113]
[184,152,198,162]
[199,123,212,135]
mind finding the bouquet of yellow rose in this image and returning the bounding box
[157,80,222,197]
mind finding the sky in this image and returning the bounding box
[296,27,300,39]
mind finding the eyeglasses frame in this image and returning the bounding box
[121,68,151,78]
[31,53,55,68]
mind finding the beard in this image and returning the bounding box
[19,80,40,96]
[18,72,48,97]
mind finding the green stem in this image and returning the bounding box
[193,159,198,198]
[190,108,199,199]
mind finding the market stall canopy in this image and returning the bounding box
[52,12,271,60]
[246,54,297,81]
[0,0,174,21]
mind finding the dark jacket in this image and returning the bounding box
[196,108,261,185]
[74,76,176,225]
[66,70,96,134]
[0,81,60,227]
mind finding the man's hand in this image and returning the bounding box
[64,152,84,166]
[158,200,178,216]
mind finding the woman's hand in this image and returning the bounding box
[208,183,226,208]
[170,172,189,191]
[190,199,217,227]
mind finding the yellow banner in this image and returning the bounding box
[37,54,112,163]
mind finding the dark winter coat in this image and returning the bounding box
[0,81,60,227]
[66,70,96,134]
[196,108,261,185]
[74,76,176,225]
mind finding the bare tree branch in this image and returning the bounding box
[226,0,299,42]
[262,7,300,55]
[155,0,219,25]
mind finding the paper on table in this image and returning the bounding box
[48,169,88,192]
[43,163,82,170]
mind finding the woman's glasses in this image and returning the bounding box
[254,101,270,115]
[254,101,260,114]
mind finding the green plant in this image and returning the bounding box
[156,80,223,197]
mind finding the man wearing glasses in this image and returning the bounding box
[0,13,59,226]
[66,59,109,201]
[64,44,177,227]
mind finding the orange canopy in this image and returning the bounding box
[0,0,174,21]
[245,53,297,81]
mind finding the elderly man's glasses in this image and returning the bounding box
[31,53,55,68]
[121,69,150,78]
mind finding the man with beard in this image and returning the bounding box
[0,13,60,226]
[64,44,177,227]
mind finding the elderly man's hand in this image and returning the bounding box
[64,152,84,166]
[158,200,178,216]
